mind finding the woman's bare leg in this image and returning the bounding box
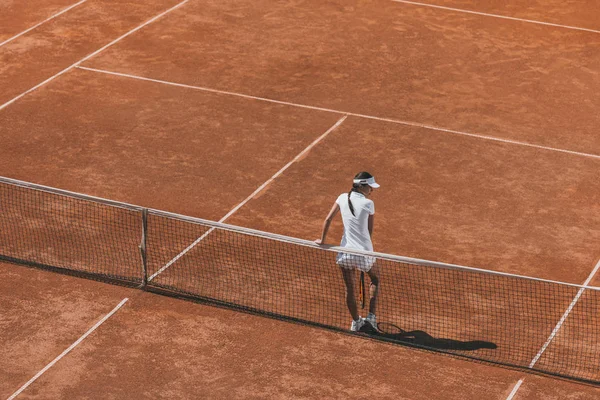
[367,263,380,316]
[340,267,359,321]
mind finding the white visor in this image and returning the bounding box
[353,176,380,188]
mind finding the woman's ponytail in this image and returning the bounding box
[347,171,374,217]
[347,188,356,216]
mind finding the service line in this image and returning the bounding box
[76,66,600,161]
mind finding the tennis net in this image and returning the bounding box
[1,176,599,383]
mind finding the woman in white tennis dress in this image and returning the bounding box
[315,171,380,332]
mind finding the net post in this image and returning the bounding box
[139,208,148,288]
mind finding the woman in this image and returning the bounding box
[315,171,380,332]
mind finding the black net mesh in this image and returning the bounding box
[1,177,599,383]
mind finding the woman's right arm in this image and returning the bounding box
[315,202,340,245]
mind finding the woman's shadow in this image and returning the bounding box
[362,322,497,351]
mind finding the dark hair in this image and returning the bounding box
[348,171,373,217]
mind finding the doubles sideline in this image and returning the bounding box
[7,298,129,400]
[0,0,189,112]
[0,0,88,48]
[505,258,600,399]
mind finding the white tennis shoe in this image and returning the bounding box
[350,317,365,332]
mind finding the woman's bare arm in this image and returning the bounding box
[315,202,340,245]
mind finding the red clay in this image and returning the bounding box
[3,262,600,399]
[0,262,134,399]
[0,68,341,220]
[426,0,600,31]
[0,0,181,105]
[9,290,529,400]
[0,0,76,42]
[507,373,600,399]
[228,116,600,283]
[2,0,599,398]
[85,0,600,155]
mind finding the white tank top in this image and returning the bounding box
[336,191,375,252]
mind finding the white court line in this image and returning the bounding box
[505,379,524,400]
[529,258,600,367]
[76,66,600,161]
[7,298,128,400]
[506,258,600,399]
[148,115,348,281]
[0,0,88,48]
[391,0,600,35]
[0,0,188,112]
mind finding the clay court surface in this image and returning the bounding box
[1,0,600,398]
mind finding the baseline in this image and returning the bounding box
[76,66,600,161]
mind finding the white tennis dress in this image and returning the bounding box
[335,191,376,272]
